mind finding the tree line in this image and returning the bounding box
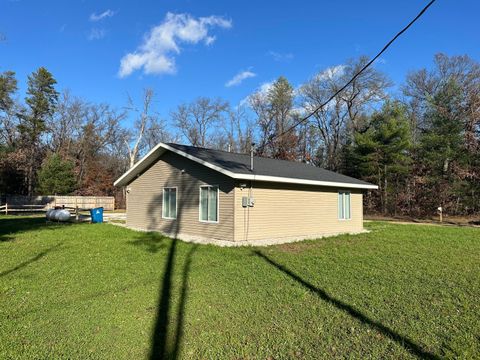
[1,53,479,216]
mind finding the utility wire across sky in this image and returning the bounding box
[260,0,437,150]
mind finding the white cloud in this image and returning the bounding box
[268,51,293,62]
[88,28,106,40]
[205,36,216,45]
[238,80,274,107]
[90,9,115,22]
[315,64,346,81]
[301,66,347,113]
[118,12,232,78]
[257,81,273,95]
[258,81,274,95]
[225,70,256,87]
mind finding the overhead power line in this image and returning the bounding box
[262,0,437,148]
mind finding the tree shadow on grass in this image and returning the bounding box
[129,232,169,253]
[11,275,161,320]
[0,216,71,242]
[0,242,63,278]
[253,250,441,360]
[150,238,177,359]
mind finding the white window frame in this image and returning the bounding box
[338,190,351,220]
[162,187,177,220]
[199,185,219,223]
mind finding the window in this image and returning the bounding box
[199,185,219,222]
[338,191,351,220]
[162,187,177,219]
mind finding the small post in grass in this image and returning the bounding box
[5,203,8,215]
[437,206,443,223]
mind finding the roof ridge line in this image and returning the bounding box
[167,142,322,167]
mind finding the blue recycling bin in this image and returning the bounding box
[90,207,104,223]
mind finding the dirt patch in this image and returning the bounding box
[277,242,313,253]
[276,234,365,253]
[365,214,480,228]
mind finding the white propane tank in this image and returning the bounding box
[46,209,55,220]
[55,209,71,222]
[51,209,59,220]
[47,209,71,222]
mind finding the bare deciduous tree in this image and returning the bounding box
[142,116,176,152]
[300,56,390,170]
[225,105,254,153]
[249,77,298,160]
[47,90,85,155]
[0,71,19,147]
[172,97,229,148]
[124,88,154,168]
[74,103,126,186]
[403,53,480,146]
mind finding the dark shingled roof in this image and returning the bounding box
[166,143,374,187]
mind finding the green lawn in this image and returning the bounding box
[0,216,479,359]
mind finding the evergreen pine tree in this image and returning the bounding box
[352,101,412,214]
[419,79,467,212]
[18,67,58,195]
[37,153,76,195]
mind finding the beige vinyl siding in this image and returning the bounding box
[234,182,363,242]
[126,151,235,241]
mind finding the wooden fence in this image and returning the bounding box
[0,204,48,215]
[2,195,115,211]
[51,196,115,210]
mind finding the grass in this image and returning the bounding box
[0,216,479,359]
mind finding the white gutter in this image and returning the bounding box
[232,174,378,189]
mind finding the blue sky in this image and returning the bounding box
[1,0,479,127]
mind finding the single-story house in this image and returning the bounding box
[114,143,378,245]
